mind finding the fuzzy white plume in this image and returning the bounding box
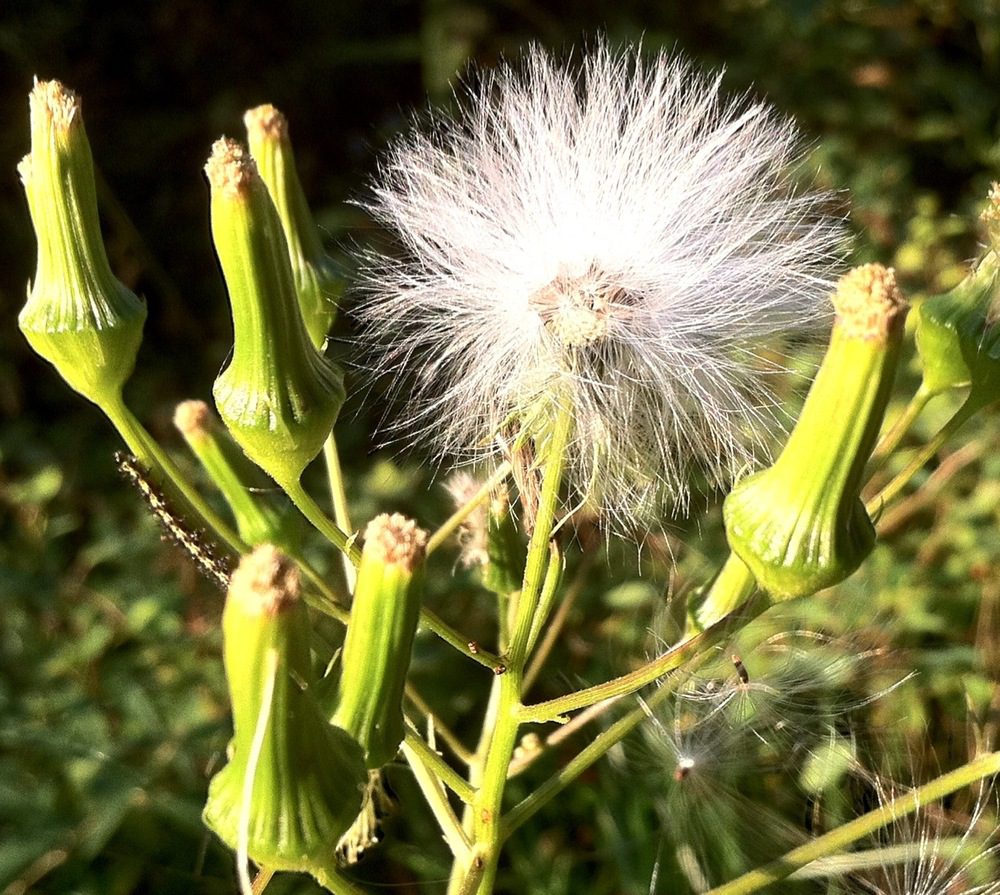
[354,40,844,526]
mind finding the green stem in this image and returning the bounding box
[310,865,370,895]
[524,542,562,656]
[105,397,245,553]
[692,553,757,633]
[870,382,933,466]
[403,729,475,804]
[705,750,1000,895]
[283,477,361,564]
[420,606,507,672]
[519,591,768,724]
[322,433,356,589]
[459,400,574,895]
[786,838,968,879]
[426,461,513,556]
[866,394,981,513]
[401,736,471,856]
[502,683,673,838]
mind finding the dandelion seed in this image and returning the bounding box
[355,39,843,527]
[851,775,1000,895]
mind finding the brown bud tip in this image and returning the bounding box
[831,263,907,340]
[204,137,258,198]
[244,103,288,142]
[173,399,213,438]
[229,544,299,615]
[363,513,428,571]
[30,77,80,133]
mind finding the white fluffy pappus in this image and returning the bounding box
[354,40,844,526]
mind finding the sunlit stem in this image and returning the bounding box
[310,866,369,895]
[525,542,562,656]
[282,477,361,565]
[426,461,514,556]
[104,396,245,554]
[519,591,769,724]
[870,381,934,467]
[462,399,574,895]
[403,729,475,804]
[866,393,982,513]
[502,683,673,838]
[705,750,1000,895]
[691,553,758,633]
[401,736,471,856]
[322,433,356,590]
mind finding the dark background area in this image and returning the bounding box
[2,2,1000,894]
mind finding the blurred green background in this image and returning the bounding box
[2,2,1000,893]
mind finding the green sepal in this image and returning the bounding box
[483,497,526,596]
[206,139,344,489]
[204,550,367,872]
[245,105,342,349]
[724,268,904,601]
[914,251,1000,402]
[18,80,146,410]
[332,515,425,769]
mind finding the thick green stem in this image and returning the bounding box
[692,553,757,632]
[454,401,573,895]
[705,750,1000,895]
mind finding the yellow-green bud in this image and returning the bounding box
[173,400,299,548]
[332,514,426,768]
[724,265,907,600]
[913,190,1000,405]
[245,104,342,348]
[18,79,146,408]
[206,139,345,488]
[204,545,367,873]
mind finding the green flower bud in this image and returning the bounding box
[913,192,1000,405]
[332,514,426,768]
[173,400,299,548]
[18,79,146,409]
[245,104,341,348]
[445,474,526,595]
[204,545,367,874]
[724,265,907,601]
[206,139,345,489]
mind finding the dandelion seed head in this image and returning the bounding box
[355,40,845,527]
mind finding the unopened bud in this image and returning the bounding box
[723,265,907,600]
[18,79,146,409]
[204,545,367,874]
[914,193,1000,406]
[206,138,345,489]
[173,400,298,548]
[332,514,426,768]
[245,104,342,347]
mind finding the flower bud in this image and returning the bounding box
[332,514,426,768]
[18,79,146,409]
[204,545,367,873]
[173,400,298,548]
[724,265,907,600]
[445,474,526,595]
[206,139,345,488]
[245,104,341,348]
[913,192,1000,405]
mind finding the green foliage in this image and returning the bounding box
[3,3,1000,894]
